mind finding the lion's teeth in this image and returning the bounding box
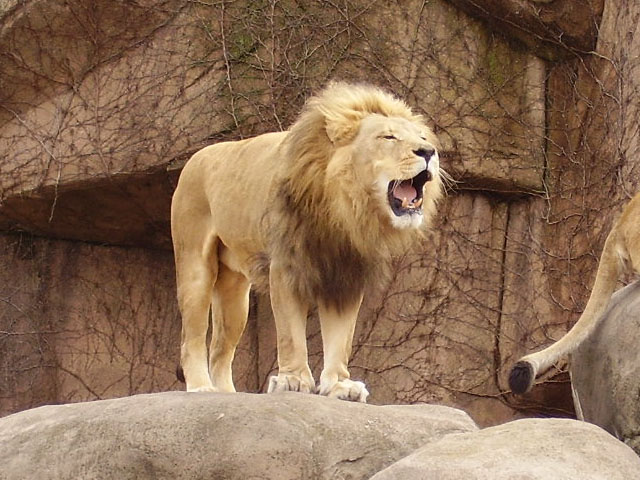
[414,198,423,208]
[402,197,409,208]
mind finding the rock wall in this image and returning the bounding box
[1,0,638,427]
[0,235,184,413]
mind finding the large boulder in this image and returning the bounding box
[571,280,640,454]
[0,391,477,480]
[3,392,637,480]
[371,418,640,479]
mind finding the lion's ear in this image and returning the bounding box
[324,112,360,145]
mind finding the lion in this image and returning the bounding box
[509,192,640,394]
[171,82,442,402]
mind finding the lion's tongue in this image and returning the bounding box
[393,182,417,202]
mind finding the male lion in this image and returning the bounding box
[510,192,640,394]
[171,82,442,402]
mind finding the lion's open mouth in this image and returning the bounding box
[387,169,431,217]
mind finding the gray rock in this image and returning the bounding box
[0,391,477,480]
[371,418,640,480]
[572,280,640,454]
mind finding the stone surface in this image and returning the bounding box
[0,0,545,248]
[0,0,226,248]
[3,393,636,480]
[0,0,223,194]
[0,234,186,416]
[572,281,640,454]
[0,391,477,480]
[371,418,640,479]
[375,1,546,193]
[0,168,178,249]
[446,0,604,60]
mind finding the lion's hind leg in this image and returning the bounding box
[209,264,251,392]
[175,232,219,393]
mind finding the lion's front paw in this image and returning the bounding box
[187,385,217,393]
[319,378,369,403]
[267,373,315,394]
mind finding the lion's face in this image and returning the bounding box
[346,114,440,230]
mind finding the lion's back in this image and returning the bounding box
[178,131,287,207]
[172,130,289,270]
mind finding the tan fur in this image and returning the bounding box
[171,82,442,401]
[510,192,640,394]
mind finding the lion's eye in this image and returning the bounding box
[382,134,397,140]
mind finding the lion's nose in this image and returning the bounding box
[413,148,435,161]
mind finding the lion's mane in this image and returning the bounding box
[267,83,442,310]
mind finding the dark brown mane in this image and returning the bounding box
[271,183,382,310]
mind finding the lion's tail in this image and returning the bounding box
[509,226,625,394]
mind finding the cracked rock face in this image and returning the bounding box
[446,0,604,59]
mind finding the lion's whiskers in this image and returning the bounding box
[438,168,457,193]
